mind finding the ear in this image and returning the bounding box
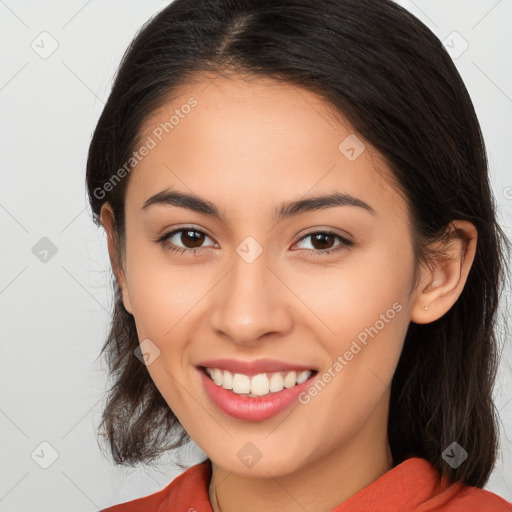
[410,220,477,324]
[99,203,133,315]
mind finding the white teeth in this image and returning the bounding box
[212,368,223,386]
[296,370,310,384]
[232,373,251,394]
[205,368,313,397]
[283,371,297,388]
[269,372,284,392]
[250,373,270,396]
[221,370,233,390]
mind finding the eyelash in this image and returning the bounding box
[156,227,354,257]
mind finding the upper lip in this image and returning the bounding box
[198,358,317,376]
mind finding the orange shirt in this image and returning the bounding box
[101,457,512,511]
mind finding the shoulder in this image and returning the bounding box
[100,460,212,512]
[435,485,512,512]
[420,476,511,512]
[340,456,512,512]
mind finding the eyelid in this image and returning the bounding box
[156,225,354,259]
[157,223,216,240]
[291,229,353,253]
[157,225,353,244]
[157,226,217,248]
[294,226,353,243]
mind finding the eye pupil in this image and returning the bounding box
[312,233,334,250]
[182,230,205,248]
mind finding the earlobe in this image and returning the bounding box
[410,220,477,325]
[99,203,134,315]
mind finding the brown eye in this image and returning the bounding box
[157,227,217,255]
[294,231,353,257]
[179,229,206,248]
[309,233,336,250]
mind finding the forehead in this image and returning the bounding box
[125,72,406,221]
[138,72,351,158]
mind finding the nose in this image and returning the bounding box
[208,249,293,347]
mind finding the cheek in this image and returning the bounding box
[124,253,202,418]
[127,272,200,371]
[123,242,224,402]
[284,243,413,402]
[124,232,203,334]
[283,241,413,345]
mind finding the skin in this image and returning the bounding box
[100,72,477,512]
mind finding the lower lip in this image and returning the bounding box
[198,368,317,422]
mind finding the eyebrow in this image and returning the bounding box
[141,188,376,222]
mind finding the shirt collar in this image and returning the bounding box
[184,456,460,512]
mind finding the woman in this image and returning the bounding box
[87,0,512,510]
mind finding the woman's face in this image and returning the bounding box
[106,73,428,477]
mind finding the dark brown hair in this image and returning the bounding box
[86,0,511,486]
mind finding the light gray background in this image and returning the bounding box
[0,1,511,510]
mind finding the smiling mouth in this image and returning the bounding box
[200,366,318,398]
